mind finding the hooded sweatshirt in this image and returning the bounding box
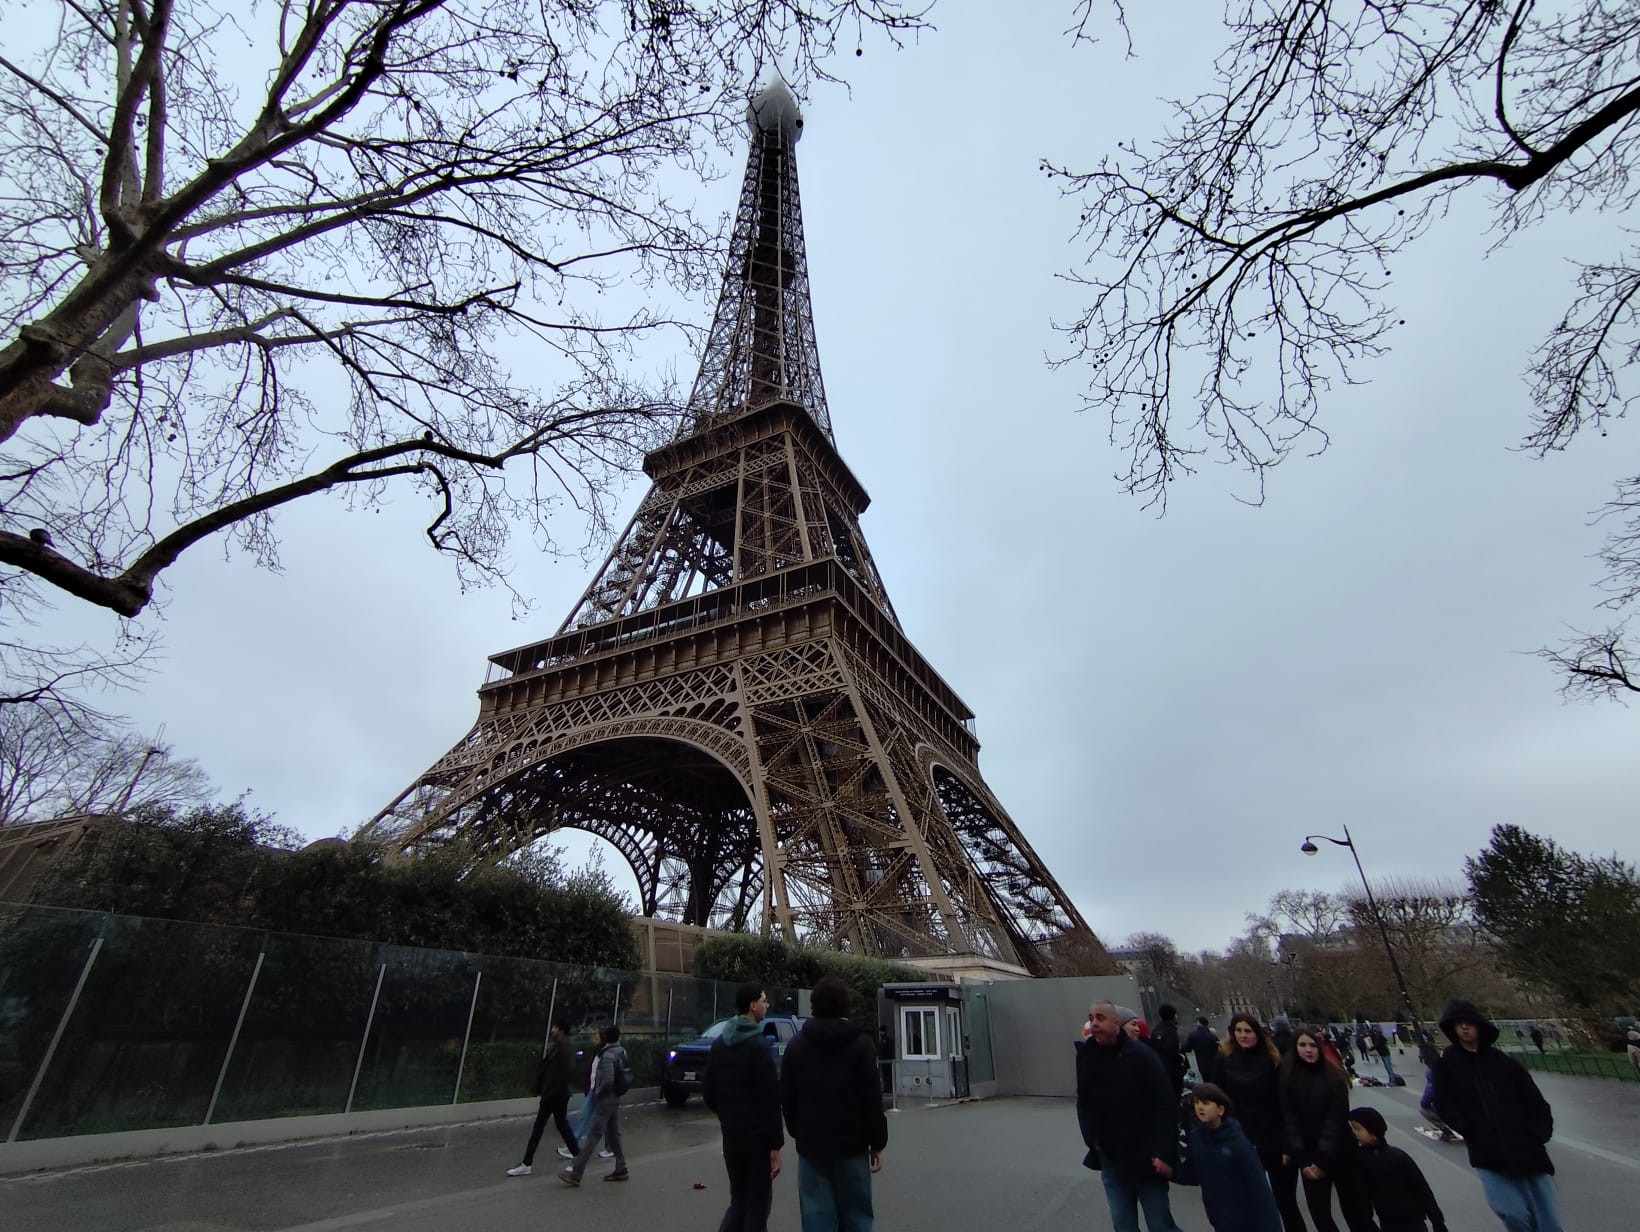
[780,1017,887,1159]
[1431,999,1554,1177]
[704,1015,785,1150]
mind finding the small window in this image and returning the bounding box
[902,1006,939,1059]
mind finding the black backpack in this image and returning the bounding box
[610,1046,632,1097]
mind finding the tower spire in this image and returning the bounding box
[686,79,831,439]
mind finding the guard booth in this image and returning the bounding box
[880,982,969,1100]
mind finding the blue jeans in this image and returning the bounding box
[1098,1154,1183,1232]
[1476,1170,1564,1232]
[797,1153,873,1232]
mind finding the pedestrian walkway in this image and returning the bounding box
[3,1075,1634,1231]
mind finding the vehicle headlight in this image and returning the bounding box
[667,1050,677,1062]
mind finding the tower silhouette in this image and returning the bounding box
[361,82,1113,977]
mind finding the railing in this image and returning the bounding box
[1515,1050,1638,1083]
[0,902,794,1143]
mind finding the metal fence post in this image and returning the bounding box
[543,977,558,1057]
[7,936,102,1143]
[345,962,388,1115]
[204,948,265,1126]
[451,970,483,1105]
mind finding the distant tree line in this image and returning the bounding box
[28,804,641,970]
[1122,825,1639,1044]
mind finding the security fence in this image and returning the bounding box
[0,902,792,1143]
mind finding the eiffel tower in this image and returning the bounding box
[360,82,1114,978]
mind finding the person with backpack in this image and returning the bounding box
[561,1024,630,1186]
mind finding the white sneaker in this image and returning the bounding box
[598,1149,614,1159]
[506,1164,532,1177]
[556,1147,573,1160]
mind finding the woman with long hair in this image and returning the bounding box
[1279,1025,1376,1232]
[1207,1013,1307,1232]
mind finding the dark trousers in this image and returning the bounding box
[1258,1147,1307,1232]
[718,1140,773,1232]
[1299,1160,1378,1232]
[521,1093,576,1165]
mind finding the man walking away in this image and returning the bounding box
[705,983,784,1232]
[781,975,887,1232]
[1076,1000,1185,1232]
[1431,999,1562,1232]
[1151,1004,1187,1095]
[1185,1016,1219,1081]
[506,1018,577,1176]
[561,1025,629,1186]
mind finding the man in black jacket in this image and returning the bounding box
[1149,1004,1186,1095]
[704,983,784,1232]
[1184,1016,1219,1080]
[1076,1001,1184,1232]
[506,1018,577,1176]
[1431,998,1563,1232]
[781,976,888,1232]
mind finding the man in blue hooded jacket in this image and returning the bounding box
[705,983,784,1232]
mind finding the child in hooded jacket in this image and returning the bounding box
[1176,1083,1282,1232]
[1348,1106,1446,1232]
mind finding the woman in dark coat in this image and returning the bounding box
[1280,1026,1377,1232]
[1208,1012,1306,1232]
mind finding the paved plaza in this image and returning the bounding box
[4,1072,1636,1231]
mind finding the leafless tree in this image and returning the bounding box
[1050,2,1640,689]
[0,706,210,822]
[0,0,925,703]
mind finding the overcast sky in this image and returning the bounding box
[47,2,1640,955]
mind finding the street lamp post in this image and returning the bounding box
[1300,824,1424,1037]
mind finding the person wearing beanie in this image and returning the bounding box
[1430,998,1562,1232]
[1077,1000,1186,1232]
[1348,1106,1447,1232]
[1175,1082,1282,1232]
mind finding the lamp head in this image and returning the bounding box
[1300,840,1319,855]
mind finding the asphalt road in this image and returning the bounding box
[2,1072,1634,1231]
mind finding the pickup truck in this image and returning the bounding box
[662,1014,806,1107]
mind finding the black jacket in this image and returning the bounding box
[1431,999,1554,1177]
[1075,1032,1180,1179]
[1150,1018,1186,1091]
[1207,1046,1282,1155]
[536,1036,573,1103]
[780,1018,887,1159]
[1358,1140,1446,1232]
[1279,1060,1352,1170]
[1185,1024,1219,1075]
[704,1019,785,1151]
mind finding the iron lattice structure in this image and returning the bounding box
[360,82,1114,977]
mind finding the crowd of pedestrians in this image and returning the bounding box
[497,989,1560,1232]
[1075,998,1562,1232]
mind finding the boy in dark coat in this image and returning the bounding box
[705,983,785,1232]
[1348,1106,1447,1232]
[1431,999,1562,1232]
[1176,1082,1281,1232]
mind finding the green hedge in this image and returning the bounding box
[1517,1050,1639,1082]
[692,936,929,1025]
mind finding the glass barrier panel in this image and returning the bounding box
[349,945,478,1113]
[0,904,106,1135]
[17,914,261,1138]
[210,931,378,1123]
[455,953,553,1104]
